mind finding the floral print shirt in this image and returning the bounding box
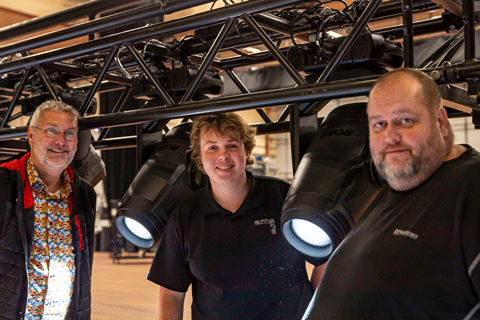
[24,157,76,319]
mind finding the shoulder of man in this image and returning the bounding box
[0,153,27,186]
[0,152,28,171]
[446,145,480,175]
[0,162,25,210]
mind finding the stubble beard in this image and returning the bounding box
[373,129,447,191]
[32,142,75,170]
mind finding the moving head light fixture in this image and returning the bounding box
[116,122,206,249]
[287,33,404,76]
[71,130,106,187]
[281,103,382,260]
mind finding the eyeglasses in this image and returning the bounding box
[31,126,78,141]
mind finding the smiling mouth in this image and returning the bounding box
[48,149,68,154]
[217,165,233,170]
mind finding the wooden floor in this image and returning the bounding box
[91,251,313,319]
[91,251,193,320]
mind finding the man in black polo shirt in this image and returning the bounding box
[303,68,480,319]
[148,113,323,320]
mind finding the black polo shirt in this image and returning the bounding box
[304,146,480,320]
[148,172,319,320]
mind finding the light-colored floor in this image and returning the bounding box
[91,251,193,320]
[91,251,314,320]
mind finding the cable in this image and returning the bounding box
[114,46,147,80]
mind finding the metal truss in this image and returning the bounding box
[0,0,478,161]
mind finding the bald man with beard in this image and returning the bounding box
[302,68,480,320]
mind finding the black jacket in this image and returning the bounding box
[0,153,96,320]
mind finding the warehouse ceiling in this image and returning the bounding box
[1,0,89,17]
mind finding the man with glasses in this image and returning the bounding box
[0,100,97,320]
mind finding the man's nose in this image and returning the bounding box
[384,125,401,144]
[53,132,68,144]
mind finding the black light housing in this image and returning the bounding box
[71,129,106,187]
[281,103,381,260]
[115,122,206,249]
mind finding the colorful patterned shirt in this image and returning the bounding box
[25,157,76,319]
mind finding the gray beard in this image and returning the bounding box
[373,132,447,191]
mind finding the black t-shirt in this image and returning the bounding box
[148,172,321,320]
[304,145,480,320]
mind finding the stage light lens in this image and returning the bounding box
[291,219,332,247]
[124,217,153,240]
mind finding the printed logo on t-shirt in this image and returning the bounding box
[254,219,277,234]
[393,229,418,240]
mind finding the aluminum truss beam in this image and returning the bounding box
[1,61,479,142]
[0,0,218,43]
[0,0,478,151]
[0,0,305,75]
[0,3,165,58]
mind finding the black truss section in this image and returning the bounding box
[0,0,478,155]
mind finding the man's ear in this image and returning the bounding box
[437,106,449,139]
[27,126,34,144]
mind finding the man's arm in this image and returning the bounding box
[156,286,186,320]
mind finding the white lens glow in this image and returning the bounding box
[124,218,152,240]
[291,219,331,247]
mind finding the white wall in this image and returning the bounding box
[451,116,480,149]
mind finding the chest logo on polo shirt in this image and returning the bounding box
[254,219,277,234]
[393,229,418,240]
